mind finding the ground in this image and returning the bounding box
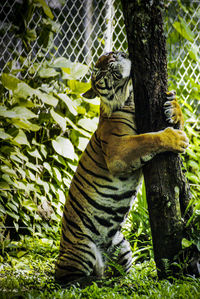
[0,237,200,298]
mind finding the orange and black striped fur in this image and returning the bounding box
[55,52,188,283]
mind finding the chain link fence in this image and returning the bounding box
[0,0,200,102]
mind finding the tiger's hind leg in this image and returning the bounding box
[117,238,133,273]
[55,251,90,284]
[106,236,133,277]
[55,242,106,284]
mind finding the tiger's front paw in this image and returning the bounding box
[161,127,189,154]
[164,91,184,129]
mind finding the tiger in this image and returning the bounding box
[55,51,189,284]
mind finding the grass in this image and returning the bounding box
[0,236,200,299]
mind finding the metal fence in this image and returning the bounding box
[0,0,200,104]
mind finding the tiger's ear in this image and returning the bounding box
[82,88,97,99]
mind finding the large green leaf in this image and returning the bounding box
[173,17,195,42]
[2,74,58,106]
[0,165,17,177]
[13,130,30,146]
[28,149,43,161]
[38,67,59,78]
[52,136,75,160]
[12,119,41,131]
[11,107,37,119]
[37,91,58,106]
[77,137,89,151]
[50,109,66,131]
[13,82,34,99]
[50,57,73,68]
[188,43,199,61]
[57,93,78,116]
[1,73,21,90]
[0,106,18,118]
[35,0,54,19]
[62,62,89,80]
[67,80,91,94]
[78,117,98,132]
[0,128,12,140]
[65,116,91,138]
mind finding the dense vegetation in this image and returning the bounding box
[0,0,199,297]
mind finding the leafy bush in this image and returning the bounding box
[0,57,100,243]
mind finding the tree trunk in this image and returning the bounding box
[121,0,192,278]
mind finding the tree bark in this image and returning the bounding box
[121,0,192,278]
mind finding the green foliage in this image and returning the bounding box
[0,0,99,242]
[0,58,99,240]
[0,237,200,298]
[166,1,200,254]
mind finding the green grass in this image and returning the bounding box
[0,237,200,299]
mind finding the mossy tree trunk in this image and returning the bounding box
[121,0,192,278]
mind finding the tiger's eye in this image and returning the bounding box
[97,78,104,85]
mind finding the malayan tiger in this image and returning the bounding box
[55,51,189,284]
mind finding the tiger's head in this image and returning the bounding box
[83,51,133,116]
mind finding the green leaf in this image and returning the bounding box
[12,119,41,131]
[1,73,21,90]
[13,130,30,146]
[2,75,58,107]
[51,57,73,68]
[37,91,58,106]
[0,106,18,118]
[0,128,12,140]
[62,62,89,80]
[0,181,10,190]
[22,199,37,212]
[28,149,43,161]
[53,167,62,182]
[0,165,17,177]
[57,93,78,116]
[12,149,28,162]
[2,174,15,185]
[65,116,91,138]
[16,251,27,258]
[173,18,195,42]
[67,80,91,94]
[14,82,35,99]
[78,137,89,151]
[7,201,18,213]
[14,221,19,232]
[188,43,199,61]
[188,160,199,170]
[35,0,54,19]
[26,162,41,173]
[182,238,193,249]
[50,109,66,131]
[56,188,65,204]
[38,67,59,78]
[27,169,36,181]
[11,107,37,119]
[43,162,53,176]
[186,173,199,184]
[52,136,75,160]
[78,117,98,132]
[6,210,19,221]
